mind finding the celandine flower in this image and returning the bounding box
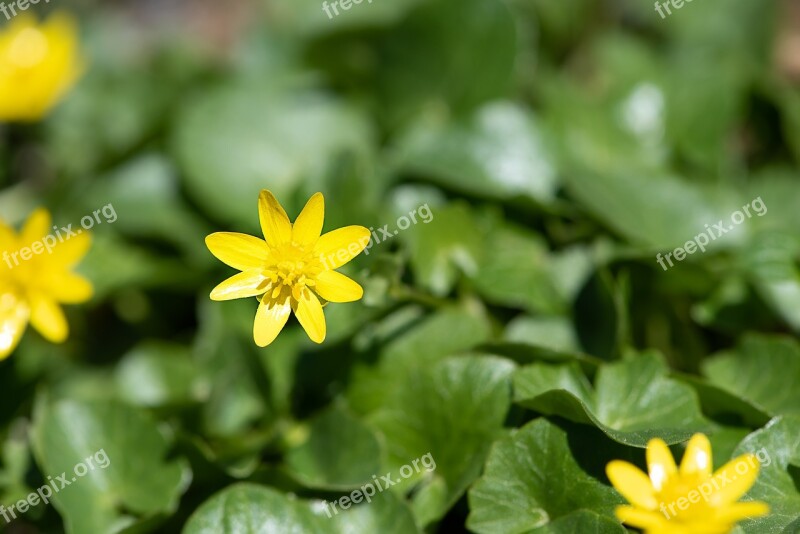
[0,209,93,359]
[205,190,370,347]
[0,13,84,122]
[606,434,768,534]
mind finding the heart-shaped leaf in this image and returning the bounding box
[467,418,625,533]
[31,399,190,533]
[702,334,800,417]
[513,353,709,446]
[368,356,515,525]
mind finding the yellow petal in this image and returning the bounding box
[713,500,769,522]
[205,232,269,271]
[314,270,363,303]
[28,292,68,343]
[614,505,669,531]
[647,438,677,491]
[314,226,371,270]
[40,271,93,303]
[258,190,292,247]
[49,230,92,267]
[606,460,659,510]
[0,294,29,360]
[253,294,291,347]
[20,208,51,246]
[292,192,324,245]
[210,270,268,301]
[710,454,760,505]
[0,13,83,121]
[0,219,16,251]
[680,434,713,478]
[292,289,326,343]
[692,524,739,534]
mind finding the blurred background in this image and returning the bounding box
[1,0,800,532]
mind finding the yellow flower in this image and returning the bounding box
[205,190,370,347]
[0,209,93,359]
[606,434,769,534]
[0,13,84,122]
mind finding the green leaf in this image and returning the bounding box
[368,356,515,525]
[114,341,200,407]
[183,483,421,534]
[81,154,212,264]
[741,232,800,332]
[173,80,371,227]
[347,307,492,414]
[404,203,484,296]
[473,224,566,314]
[702,334,800,418]
[467,418,624,534]
[330,490,422,534]
[730,416,800,533]
[676,373,770,428]
[284,405,383,490]
[193,299,271,439]
[503,316,580,353]
[31,399,189,534]
[397,102,559,204]
[373,0,517,124]
[183,483,324,533]
[271,0,425,36]
[513,353,709,446]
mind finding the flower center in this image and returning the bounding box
[656,474,716,521]
[262,243,323,301]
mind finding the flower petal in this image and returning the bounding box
[0,294,29,360]
[39,271,93,303]
[210,270,268,301]
[606,460,659,510]
[259,190,292,247]
[614,505,669,531]
[680,433,713,478]
[20,208,51,246]
[292,289,326,343]
[205,232,269,271]
[647,438,677,491]
[314,270,363,303]
[0,219,16,251]
[253,295,291,347]
[49,230,92,267]
[710,454,760,505]
[292,192,324,246]
[713,500,769,522]
[28,292,68,343]
[314,226,371,270]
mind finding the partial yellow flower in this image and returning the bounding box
[0,13,84,122]
[0,209,93,359]
[205,190,370,347]
[606,434,769,534]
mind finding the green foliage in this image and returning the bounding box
[1,0,798,532]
